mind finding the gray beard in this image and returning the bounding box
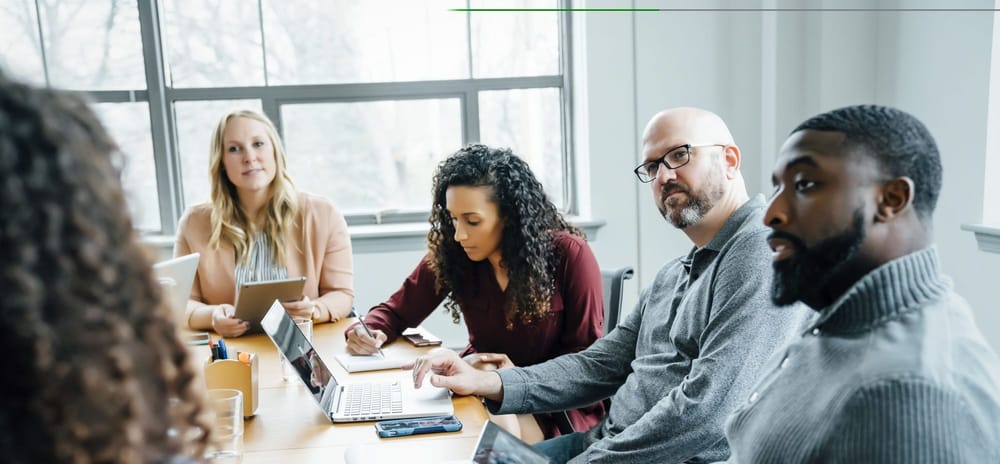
[661,194,711,229]
[657,155,726,229]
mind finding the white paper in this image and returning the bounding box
[334,353,405,373]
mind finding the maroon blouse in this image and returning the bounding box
[347,231,606,437]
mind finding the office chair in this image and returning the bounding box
[601,266,634,334]
[553,266,635,435]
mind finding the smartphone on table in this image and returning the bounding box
[375,415,462,438]
[401,328,443,347]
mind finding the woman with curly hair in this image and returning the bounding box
[346,144,606,441]
[175,109,354,337]
[0,73,207,462]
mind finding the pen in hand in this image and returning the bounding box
[351,308,385,359]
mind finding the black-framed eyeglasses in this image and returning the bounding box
[633,143,727,183]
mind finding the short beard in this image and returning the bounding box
[770,208,866,307]
[659,170,725,229]
[664,193,712,228]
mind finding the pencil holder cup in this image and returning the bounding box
[204,354,259,418]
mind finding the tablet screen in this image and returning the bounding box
[471,421,552,464]
[234,276,306,333]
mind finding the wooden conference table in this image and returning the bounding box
[190,319,488,463]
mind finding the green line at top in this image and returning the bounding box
[450,8,1000,12]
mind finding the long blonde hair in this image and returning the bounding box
[207,109,299,265]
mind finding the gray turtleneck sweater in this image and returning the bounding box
[723,247,1000,463]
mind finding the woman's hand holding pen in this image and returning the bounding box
[346,325,387,355]
[211,304,249,338]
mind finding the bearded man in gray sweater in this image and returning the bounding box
[407,107,811,463]
[722,105,1000,463]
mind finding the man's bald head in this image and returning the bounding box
[642,107,735,155]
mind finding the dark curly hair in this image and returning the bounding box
[0,73,208,462]
[427,144,582,328]
[793,104,942,220]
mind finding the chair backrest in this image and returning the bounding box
[553,265,637,435]
[601,266,634,334]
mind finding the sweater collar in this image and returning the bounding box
[812,247,949,334]
[680,194,766,280]
[704,194,766,252]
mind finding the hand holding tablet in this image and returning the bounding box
[234,277,306,334]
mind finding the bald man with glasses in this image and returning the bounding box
[407,107,810,463]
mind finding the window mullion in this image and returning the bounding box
[137,0,182,234]
[32,0,51,86]
[464,90,480,145]
[559,0,576,214]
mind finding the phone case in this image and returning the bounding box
[375,415,462,438]
[402,331,443,347]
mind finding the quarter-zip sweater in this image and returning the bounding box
[724,247,1000,463]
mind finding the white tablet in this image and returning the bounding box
[234,276,306,333]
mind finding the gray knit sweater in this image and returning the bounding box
[490,195,812,463]
[723,247,1000,463]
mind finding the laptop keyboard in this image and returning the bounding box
[343,382,404,416]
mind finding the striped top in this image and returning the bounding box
[235,231,288,286]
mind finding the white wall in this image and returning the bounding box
[578,0,1000,350]
[876,1,1000,350]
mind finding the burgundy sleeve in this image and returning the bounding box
[554,234,605,355]
[343,256,446,343]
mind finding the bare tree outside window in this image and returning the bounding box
[0,0,572,233]
[0,0,46,85]
[38,0,146,90]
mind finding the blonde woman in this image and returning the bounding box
[175,110,354,337]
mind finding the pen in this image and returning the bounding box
[217,339,228,360]
[351,307,385,358]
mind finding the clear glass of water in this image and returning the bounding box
[204,388,243,463]
[281,317,313,382]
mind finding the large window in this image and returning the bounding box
[0,0,574,233]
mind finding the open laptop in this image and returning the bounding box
[260,300,454,422]
[153,253,200,324]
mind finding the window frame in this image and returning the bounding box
[24,0,577,235]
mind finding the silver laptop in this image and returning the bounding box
[260,300,454,422]
[153,253,200,324]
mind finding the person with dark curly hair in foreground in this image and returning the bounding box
[0,73,208,463]
[345,144,606,441]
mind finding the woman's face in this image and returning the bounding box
[445,185,504,266]
[221,116,277,197]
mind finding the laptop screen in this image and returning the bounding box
[261,301,339,410]
[153,253,199,325]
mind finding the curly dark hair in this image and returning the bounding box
[0,74,208,463]
[427,144,582,328]
[793,104,942,220]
